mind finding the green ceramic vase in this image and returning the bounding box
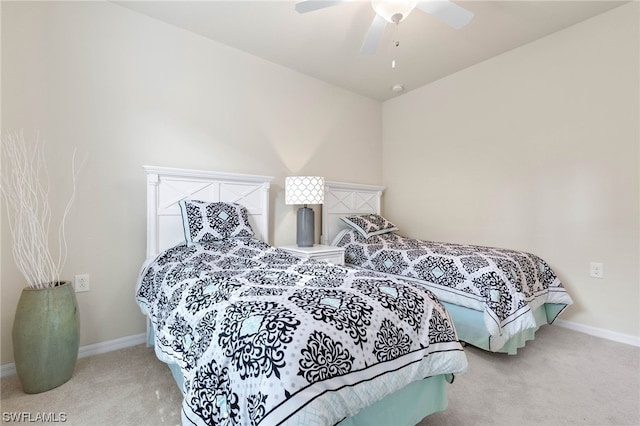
[12,281,80,394]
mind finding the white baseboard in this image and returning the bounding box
[1,363,17,378]
[555,319,640,347]
[0,332,146,378]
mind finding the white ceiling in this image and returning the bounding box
[114,1,626,101]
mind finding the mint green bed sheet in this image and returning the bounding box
[337,374,450,426]
[443,302,566,355]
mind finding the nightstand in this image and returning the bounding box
[279,244,345,266]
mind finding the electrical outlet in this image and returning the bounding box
[74,274,90,292]
[589,262,604,279]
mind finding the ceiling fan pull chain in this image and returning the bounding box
[392,14,401,48]
[392,20,401,70]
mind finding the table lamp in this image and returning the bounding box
[285,176,324,247]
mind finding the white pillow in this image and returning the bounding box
[340,214,398,239]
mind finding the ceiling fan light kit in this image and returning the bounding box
[371,0,417,23]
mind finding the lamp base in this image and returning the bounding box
[296,207,314,247]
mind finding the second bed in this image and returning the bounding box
[322,181,573,354]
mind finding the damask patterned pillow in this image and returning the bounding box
[340,214,398,238]
[179,200,254,246]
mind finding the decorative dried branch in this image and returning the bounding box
[0,131,82,289]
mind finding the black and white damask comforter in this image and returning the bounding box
[136,238,467,426]
[333,230,573,350]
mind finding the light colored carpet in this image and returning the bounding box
[1,325,638,426]
[1,345,182,425]
[420,325,639,426]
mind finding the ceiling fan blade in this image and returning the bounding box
[416,1,474,29]
[360,14,387,55]
[295,0,351,14]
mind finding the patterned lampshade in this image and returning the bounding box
[285,176,324,205]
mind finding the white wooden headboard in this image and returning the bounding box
[321,181,385,245]
[143,166,274,260]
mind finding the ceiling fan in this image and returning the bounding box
[295,0,474,54]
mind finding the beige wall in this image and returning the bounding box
[1,1,382,364]
[382,3,639,338]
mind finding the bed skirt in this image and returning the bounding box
[443,302,566,354]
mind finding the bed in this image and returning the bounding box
[322,181,573,355]
[136,166,468,426]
